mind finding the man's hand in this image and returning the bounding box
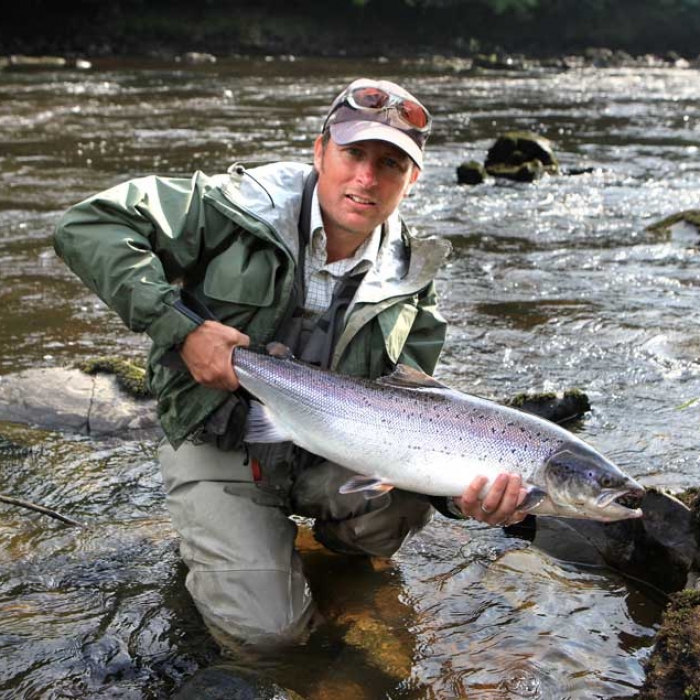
[179,321,250,391]
[453,473,528,527]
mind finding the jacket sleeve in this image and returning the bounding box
[54,172,229,351]
[396,280,447,376]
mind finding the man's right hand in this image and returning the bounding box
[179,320,250,391]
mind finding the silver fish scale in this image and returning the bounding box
[235,348,572,495]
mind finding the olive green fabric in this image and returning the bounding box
[54,161,449,447]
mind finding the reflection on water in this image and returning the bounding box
[1,56,699,697]
[1,427,659,700]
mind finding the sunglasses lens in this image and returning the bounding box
[349,87,429,131]
[399,100,430,129]
[351,87,391,110]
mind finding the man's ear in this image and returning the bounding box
[404,166,420,196]
[313,135,324,171]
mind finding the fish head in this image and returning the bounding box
[539,443,645,522]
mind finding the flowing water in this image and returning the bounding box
[1,55,699,699]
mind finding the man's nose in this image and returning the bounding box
[355,160,378,187]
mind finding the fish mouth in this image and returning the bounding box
[594,487,645,521]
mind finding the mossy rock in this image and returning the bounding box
[646,210,700,237]
[456,160,486,185]
[638,589,700,699]
[486,160,546,182]
[75,356,150,399]
[485,131,559,182]
[505,388,591,424]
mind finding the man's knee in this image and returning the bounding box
[314,489,433,558]
[186,566,315,647]
[158,441,314,646]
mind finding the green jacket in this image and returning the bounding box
[54,161,450,447]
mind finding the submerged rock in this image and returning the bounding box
[171,665,306,700]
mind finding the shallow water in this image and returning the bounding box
[1,56,699,698]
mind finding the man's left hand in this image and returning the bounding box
[453,473,528,527]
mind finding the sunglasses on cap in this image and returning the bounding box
[323,84,432,137]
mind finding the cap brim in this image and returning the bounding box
[330,121,423,169]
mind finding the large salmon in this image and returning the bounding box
[234,344,644,522]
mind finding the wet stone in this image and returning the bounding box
[171,666,306,700]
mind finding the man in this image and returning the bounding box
[54,78,525,648]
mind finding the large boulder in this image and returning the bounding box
[484,131,560,182]
[0,366,159,437]
[511,489,700,594]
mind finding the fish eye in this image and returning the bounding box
[600,474,615,488]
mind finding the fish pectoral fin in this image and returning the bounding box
[244,401,293,443]
[517,487,548,513]
[376,364,448,390]
[339,475,395,500]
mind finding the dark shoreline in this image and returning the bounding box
[2,3,700,67]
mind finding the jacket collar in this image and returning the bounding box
[216,161,450,302]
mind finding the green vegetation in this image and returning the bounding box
[647,210,700,237]
[1,0,699,57]
[76,356,151,399]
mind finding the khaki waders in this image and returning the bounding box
[159,439,432,647]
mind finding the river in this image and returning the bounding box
[0,55,699,699]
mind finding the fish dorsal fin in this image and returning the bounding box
[376,364,448,390]
[265,342,294,360]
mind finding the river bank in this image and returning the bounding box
[2,3,700,66]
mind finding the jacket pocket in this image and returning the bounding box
[203,237,281,307]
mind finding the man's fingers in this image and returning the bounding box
[180,321,250,390]
[479,473,509,515]
[454,473,526,525]
[458,475,489,511]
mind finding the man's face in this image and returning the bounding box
[313,136,420,246]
